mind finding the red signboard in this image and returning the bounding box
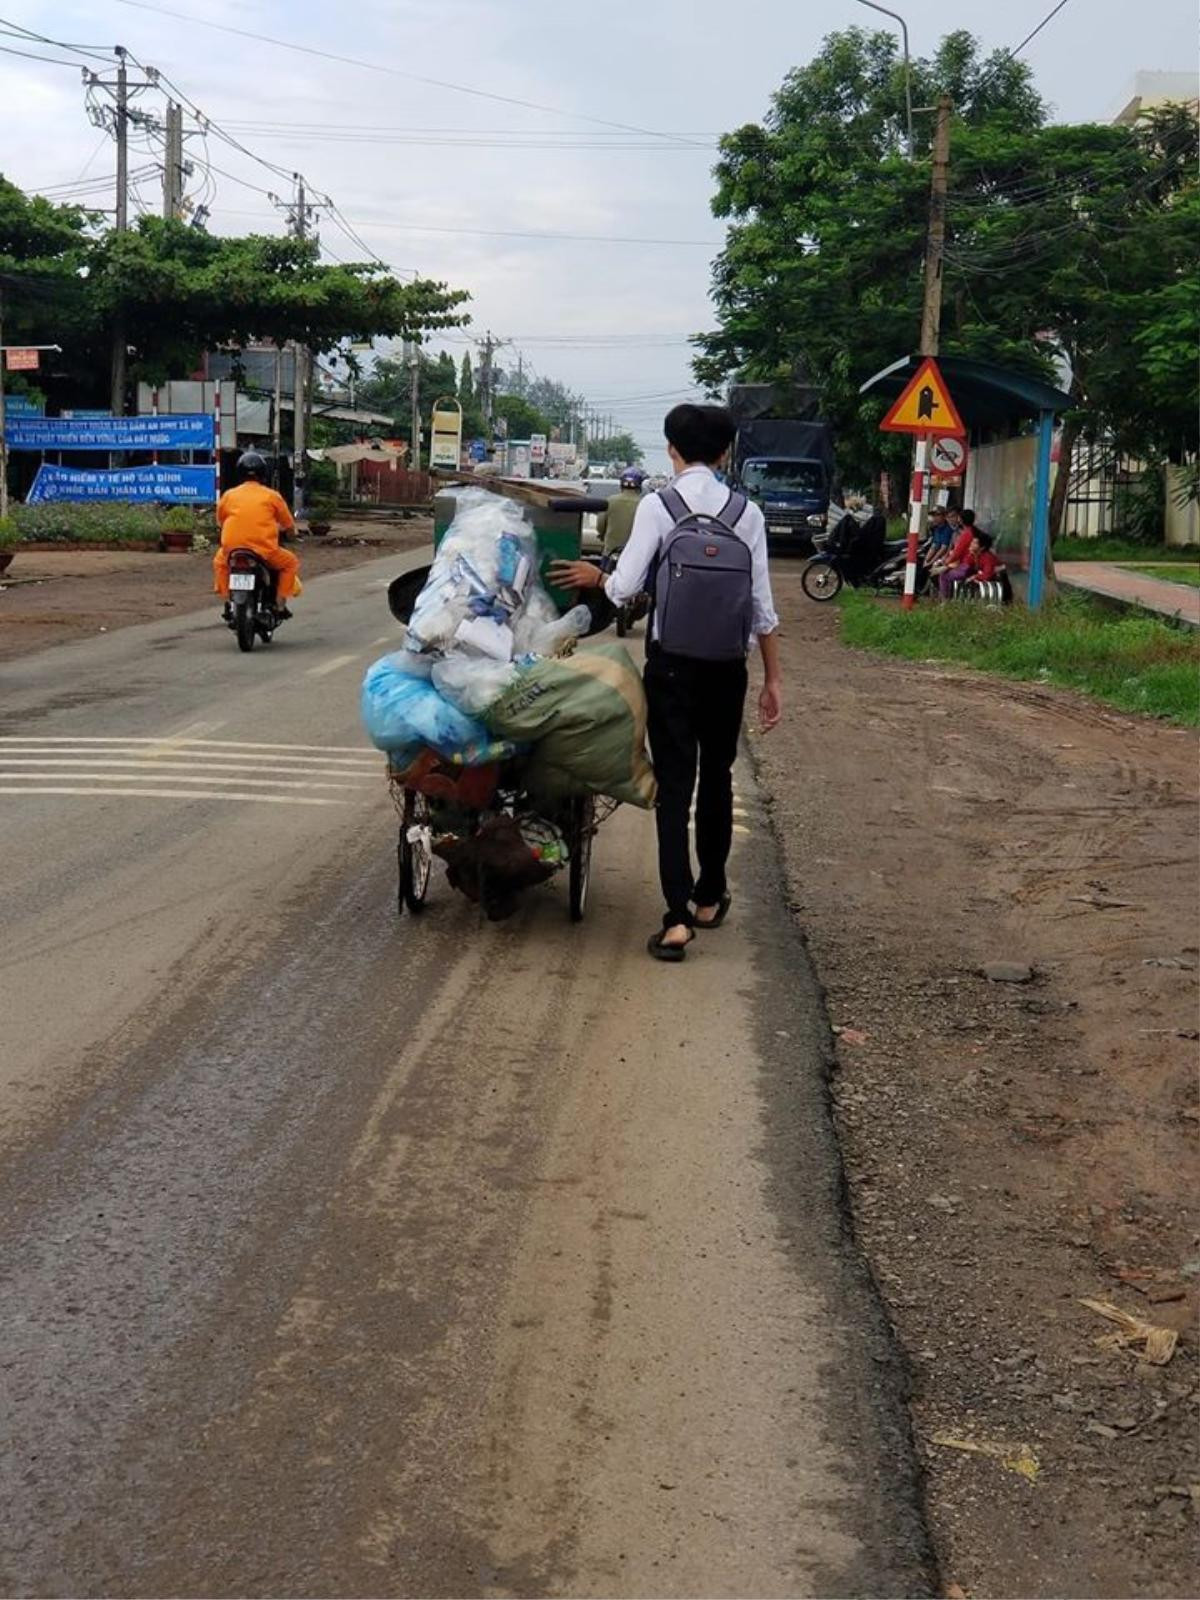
[5,348,40,371]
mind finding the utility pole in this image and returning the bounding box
[272,343,284,485]
[903,93,953,611]
[479,331,495,429]
[85,47,158,415]
[162,100,184,219]
[408,339,421,471]
[919,95,952,358]
[112,47,129,415]
[273,172,318,519]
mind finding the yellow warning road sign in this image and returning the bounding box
[879,357,965,436]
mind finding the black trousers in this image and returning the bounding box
[644,648,748,928]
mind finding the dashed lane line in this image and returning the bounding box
[305,654,360,678]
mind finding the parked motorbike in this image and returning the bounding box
[224,547,290,651]
[801,512,925,602]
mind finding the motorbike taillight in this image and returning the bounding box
[229,552,256,572]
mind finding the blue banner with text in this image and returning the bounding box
[7,413,215,451]
[26,464,218,505]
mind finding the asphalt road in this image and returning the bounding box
[0,555,930,1598]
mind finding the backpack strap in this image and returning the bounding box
[719,488,748,529]
[657,485,691,525]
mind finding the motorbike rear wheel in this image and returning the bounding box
[235,604,257,651]
[801,558,844,602]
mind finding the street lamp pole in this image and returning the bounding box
[856,0,914,159]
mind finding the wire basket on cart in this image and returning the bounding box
[388,754,619,923]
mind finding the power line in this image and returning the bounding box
[1007,0,1075,62]
[0,40,89,68]
[210,210,720,247]
[111,0,711,148]
[0,18,116,61]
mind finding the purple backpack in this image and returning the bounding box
[653,485,753,661]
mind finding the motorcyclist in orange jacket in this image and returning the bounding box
[213,451,300,615]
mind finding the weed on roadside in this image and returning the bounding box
[838,589,1200,726]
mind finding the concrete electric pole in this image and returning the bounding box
[112,48,129,415]
[162,100,184,220]
[902,93,953,611]
[919,95,953,359]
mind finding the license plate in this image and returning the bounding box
[768,524,791,534]
[229,572,256,591]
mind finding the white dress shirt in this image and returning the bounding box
[603,464,779,641]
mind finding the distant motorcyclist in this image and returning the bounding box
[213,451,300,616]
[597,467,647,557]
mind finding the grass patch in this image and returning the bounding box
[1119,564,1200,590]
[7,502,216,545]
[838,588,1200,726]
[1053,535,1199,564]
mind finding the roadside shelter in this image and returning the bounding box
[860,355,1073,606]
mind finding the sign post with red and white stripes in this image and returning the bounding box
[903,435,929,611]
[879,358,965,612]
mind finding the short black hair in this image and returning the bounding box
[961,508,977,526]
[664,403,736,465]
[975,530,993,550]
[930,505,947,519]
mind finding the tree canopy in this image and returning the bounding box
[694,28,1199,510]
[0,176,470,407]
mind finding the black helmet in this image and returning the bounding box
[238,450,267,478]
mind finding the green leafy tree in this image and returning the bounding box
[0,181,472,409]
[588,432,643,466]
[493,393,552,439]
[694,29,1199,525]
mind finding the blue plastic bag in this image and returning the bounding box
[361,653,514,766]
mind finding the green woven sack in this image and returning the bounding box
[485,643,657,809]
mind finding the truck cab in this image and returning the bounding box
[739,455,829,547]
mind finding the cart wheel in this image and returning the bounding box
[568,793,595,922]
[398,788,433,914]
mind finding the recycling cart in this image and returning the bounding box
[383,480,619,923]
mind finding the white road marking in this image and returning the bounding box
[732,824,751,836]
[307,653,360,677]
[0,754,377,774]
[372,635,393,646]
[0,787,351,806]
[0,737,377,755]
[0,771,367,791]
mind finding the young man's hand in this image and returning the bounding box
[759,680,782,732]
[548,560,604,590]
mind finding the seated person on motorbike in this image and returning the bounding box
[213,451,300,615]
[597,468,646,557]
[925,506,953,566]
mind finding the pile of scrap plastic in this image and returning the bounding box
[361,489,656,810]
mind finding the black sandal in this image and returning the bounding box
[692,893,732,930]
[647,929,694,962]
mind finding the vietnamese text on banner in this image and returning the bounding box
[7,413,216,452]
[25,464,219,505]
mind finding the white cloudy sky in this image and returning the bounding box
[0,0,1193,467]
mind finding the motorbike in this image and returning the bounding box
[223,547,290,651]
[801,512,927,602]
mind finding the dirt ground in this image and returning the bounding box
[0,514,431,663]
[754,561,1199,1599]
